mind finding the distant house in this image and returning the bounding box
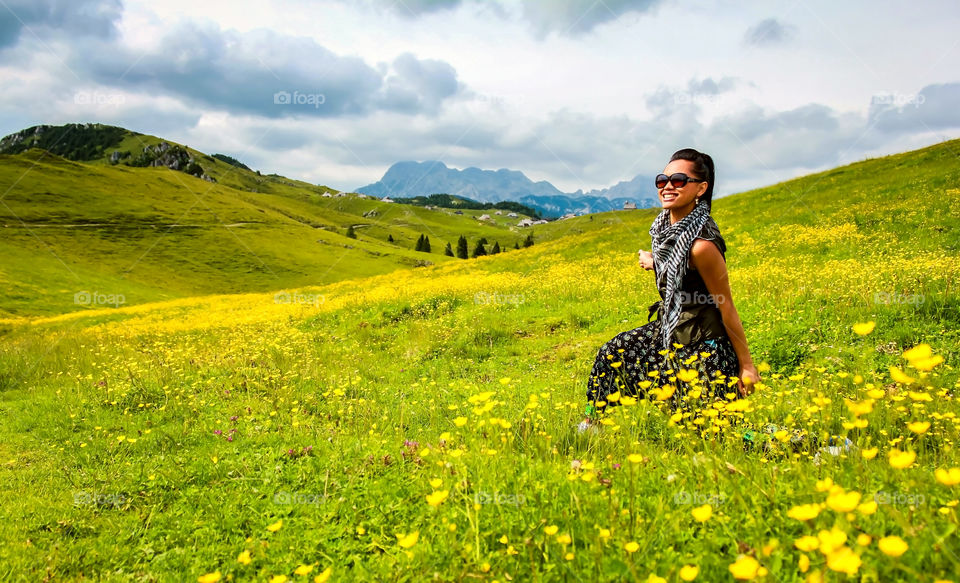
[335,192,347,197]
[560,212,576,220]
[381,196,394,203]
[355,193,367,199]
[623,201,637,210]
[494,210,502,215]
[532,219,549,225]
[477,214,491,221]
[517,218,534,227]
[507,212,518,218]
[322,192,333,198]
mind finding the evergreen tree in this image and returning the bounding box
[423,236,431,253]
[387,234,394,243]
[415,234,423,251]
[478,237,488,246]
[472,241,487,258]
[490,241,501,254]
[523,234,534,248]
[514,241,520,250]
[457,235,469,259]
[346,225,357,239]
[444,242,454,257]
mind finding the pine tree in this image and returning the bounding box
[423,236,431,253]
[415,234,424,251]
[478,237,488,246]
[514,241,520,250]
[444,242,454,257]
[457,235,468,259]
[523,234,534,248]
[387,234,394,243]
[346,225,357,239]
[472,241,487,258]
[490,241,501,254]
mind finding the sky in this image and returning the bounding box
[1,0,958,196]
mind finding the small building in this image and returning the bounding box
[494,210,502,215]
[517,218,534,227]
[382,196,394,203]
[477,214,491,221]
[322,192,333,198]
[507,212,518,218]
[623,201,637,210]
[560,213,576,220]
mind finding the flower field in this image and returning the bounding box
[1,141,959,581]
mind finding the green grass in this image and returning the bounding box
[0,138,959,581]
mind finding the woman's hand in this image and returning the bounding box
[737,364,761,397]
[638,250,654,271]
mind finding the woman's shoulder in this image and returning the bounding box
[695,217,726,256]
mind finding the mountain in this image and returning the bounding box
[356,161,659,217]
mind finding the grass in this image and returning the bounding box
[0,138,959,581]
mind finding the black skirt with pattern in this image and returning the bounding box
[586,319,741,412]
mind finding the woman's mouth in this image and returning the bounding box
[662,194,676,202]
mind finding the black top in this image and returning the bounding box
[656,218,727,307]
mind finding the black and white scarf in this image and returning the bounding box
[649,200,712,354]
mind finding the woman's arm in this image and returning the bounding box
[689,239,760,396]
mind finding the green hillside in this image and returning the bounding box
[0,137,958,581]
[0,125,559,318]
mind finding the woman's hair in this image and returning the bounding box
[669,148,715,209]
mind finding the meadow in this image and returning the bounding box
[1,139,959,582]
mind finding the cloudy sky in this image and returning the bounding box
[1,0,958,195]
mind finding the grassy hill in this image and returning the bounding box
[0,138,958,581]
[0,125,564,318]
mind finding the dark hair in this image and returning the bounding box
[669,148,715,209]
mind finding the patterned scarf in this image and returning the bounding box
[649,200,712,354]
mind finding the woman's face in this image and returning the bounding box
[658,159,708,211]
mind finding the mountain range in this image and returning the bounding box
[356,161,658,217]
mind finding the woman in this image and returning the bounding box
[581,148,760,429]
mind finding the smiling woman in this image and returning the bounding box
[580,148,761,428]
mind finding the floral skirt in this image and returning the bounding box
[586,319,741,412]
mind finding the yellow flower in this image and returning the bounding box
[544,525,559,536]
[565,552,575,561]
[646,575,666,583]
[878,535,908,557]
[198,572,221,583]
[625,541,640,553]
[826,490,861,513]
[856,534,872,547]
[691,504,712,523]
[861,448,878,460]
[620,396,637,406]
[426,490,449,507]
[857,500,878,516]
[906,421,930,434]
[795,536,820,552]
[787,503,822,521]
[798,554,810,573]
[453,416,468,427]
[266,519,283,533]
[888,449,916,469]
[396,531,419,548]
[679,565,699,581]
[910,355,944,370]
[852,321,875,335]
[598,528,611,539]
[628,453,646,464]
[676,369,699,383]
[237,550,252,565]
[499,535,509,544]
[728,555,760,580]
[313,568,332,583]
[429,478,443,489]
[817,527,847,554]
[935,468,960,486]
[294,564,314,575]
[815,478,834,492]
[270,576,288,583]
[902,343,932,361]
[556,533,572,545]
[889,366,915,384]
[826,546,861,575]
[607,391,621,402]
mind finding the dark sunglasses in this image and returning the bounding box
[655,173,706,189]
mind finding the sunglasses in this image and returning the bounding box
[655,173,706,189]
